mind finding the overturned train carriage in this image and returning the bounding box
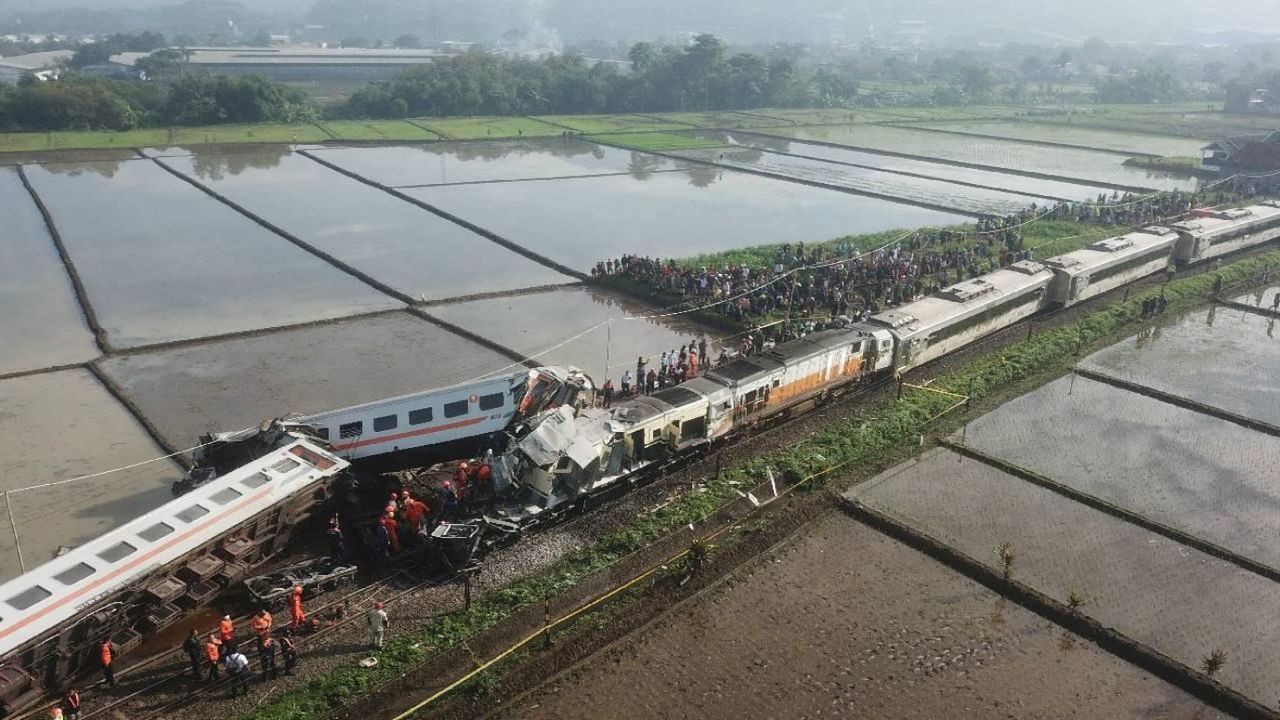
[0,440,348,716]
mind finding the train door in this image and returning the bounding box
[630,429,645,464]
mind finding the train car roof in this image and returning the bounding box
[871,260,1052,340]
[0,438,348,659]
[1170,203,1280,239]
[303,367,532,422]
[767,328,860,363]
[706,355,784,385]
[1041,227,1178,275]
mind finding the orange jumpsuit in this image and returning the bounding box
[289,591,306,628]
[404,498,428,534]
[251,611,272,639]
[381,514,401,554]
[218,617,234,644]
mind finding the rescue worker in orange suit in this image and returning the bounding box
[403,491,429,536]
[48,708,63,719]
[203,634,221,681]
[98,639,116,687]
[251,609,272,641]
[453,462,470,505]
[289,585,306,629]
[218,615,234,655]
[381,510,401,554]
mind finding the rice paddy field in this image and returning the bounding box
[758,124,1200,191]
[906,121,1210,158]
[686,129,1118,201]
[404,167,968,272]
[849,299,1280,707]
[676,145,1065,214]
[309,137,689,187]
[0,105,1226,587]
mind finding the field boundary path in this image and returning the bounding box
[728,128,1155,193]
[835,496,1277,720]
[297,149,588,281]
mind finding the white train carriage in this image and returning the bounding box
[1042,227,1180,307]
[0,439,347,711]
[1170,203,1280,264]
[305,369,533,462]
[873,260,1053,372]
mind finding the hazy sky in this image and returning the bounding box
[1,0,1278,43]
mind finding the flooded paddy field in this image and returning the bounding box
[23,159,402,348]
[406,169,967,272]
[676,145,1048,214]
[162,151,571,300]
[0,167,98,375]
[850,448,1280,705]
[507,513,1222,720]
[97,312,513,451]
[0,369,183,584]
[759,124,1199,192]
[428,286,722,383]
[1232,284,1280,313]
[959,374,1280,570]
[309,138,689,188]
[909,121,1209,158]
[1078,303,1280,426]
[692,130,1115,201]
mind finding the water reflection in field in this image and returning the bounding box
[23,160,402,348]
[408,168,966,272]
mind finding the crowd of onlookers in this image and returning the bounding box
[592,187,1260,326]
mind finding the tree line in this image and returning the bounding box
[343,35,857,118]
[0,73,316,132]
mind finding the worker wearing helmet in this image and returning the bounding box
[381,511,401,554]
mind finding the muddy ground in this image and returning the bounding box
[499,514,1225,720]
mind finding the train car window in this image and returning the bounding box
[271,458,301,473]
[211,488,243,505]
[54,563,96,585]
[444,400,468,418]
[242,472,271,489]
[373,414,398,432]
[176,505,210,523]
[139,522,175,542]
[339,421,363,438]
[479,393,504,411]
[97,541,137,563]
[7,585,51,610]
[409,407,433,425]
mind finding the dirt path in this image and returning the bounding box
[501,515,1228,720]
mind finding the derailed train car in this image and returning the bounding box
[0,440,348,716]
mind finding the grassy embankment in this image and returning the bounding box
[0,103,1233,154]
[234,232,1280,720]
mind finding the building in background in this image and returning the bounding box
[0,49,72,84]
[1202,131,1280,173]
[107,46,456,83]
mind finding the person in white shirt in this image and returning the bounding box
[224,649,250,696]
[368,601,390,650]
